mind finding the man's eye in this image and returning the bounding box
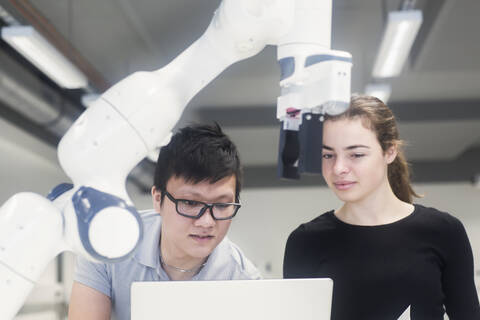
[214,203,231,211]
[180,200,200,207]
[322,154,333,159]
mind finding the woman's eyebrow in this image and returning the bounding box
[345,145,370,150]
[322,144,370,150]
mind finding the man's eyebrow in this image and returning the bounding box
[177,191,233,202]
[213,195,235,203]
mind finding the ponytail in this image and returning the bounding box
[388,149,421,203]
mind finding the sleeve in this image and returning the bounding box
[74,255,112,298]
[283,225,312,279]
[442,217,480,319]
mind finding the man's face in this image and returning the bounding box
[152,175,236,264]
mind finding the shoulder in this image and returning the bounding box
[138,209,161,225]
[413,204,465,233]
[215,238,262,280]
[288,210,337,240]
[284,211,338,255]
[138,209,162,235]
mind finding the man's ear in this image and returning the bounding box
[385,145,398,164]
[151,186,163,214]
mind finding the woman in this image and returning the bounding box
[283,95,480,319]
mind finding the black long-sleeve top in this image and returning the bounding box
[283,204,480,320]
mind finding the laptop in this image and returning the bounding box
[131,278,333,320]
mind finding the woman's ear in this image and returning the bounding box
[385,145,398,164]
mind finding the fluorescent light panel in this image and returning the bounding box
[1,25,88,89]
[365,83,392,103]
[372,10,422,78]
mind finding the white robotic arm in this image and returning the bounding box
[0,193,64,317]
[0,0,351,318]
[57,0,295,201]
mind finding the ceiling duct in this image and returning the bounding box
[0,49,80,138]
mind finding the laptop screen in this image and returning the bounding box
[131,278,333,320]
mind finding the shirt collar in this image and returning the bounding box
[193,237,230,280]
[134,212,162,269]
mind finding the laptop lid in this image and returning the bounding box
[131,278,333,320]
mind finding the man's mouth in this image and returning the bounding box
[190,234,214,241]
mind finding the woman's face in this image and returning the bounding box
[321,117,397,204]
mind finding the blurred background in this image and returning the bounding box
[0,0,478,319]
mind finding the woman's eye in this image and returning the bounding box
[351,153,364,158]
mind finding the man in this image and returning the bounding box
[68,123,261,320]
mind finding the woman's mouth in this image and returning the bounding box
[333,181,356,190]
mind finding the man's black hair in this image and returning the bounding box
[153,123,242,203]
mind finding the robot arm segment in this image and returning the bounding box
[0,184,144,319]
[67,186,142,261]
[0,193,65,319]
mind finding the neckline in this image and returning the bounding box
[159,251,207,274]
[329,204,418,229]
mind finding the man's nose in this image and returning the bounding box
[194,206,216,227]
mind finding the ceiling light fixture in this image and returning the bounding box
[1,25,88,89]
[372,10,423,78]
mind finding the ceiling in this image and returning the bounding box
[0,0,479,190]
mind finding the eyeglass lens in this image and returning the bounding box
[177,200,237,219]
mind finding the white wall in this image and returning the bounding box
[0,118,71,203]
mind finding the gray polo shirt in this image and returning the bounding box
[74,210,261,320]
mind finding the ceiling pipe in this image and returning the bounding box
[0,49,80,138]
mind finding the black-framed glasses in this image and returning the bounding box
[164,191,241,220]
